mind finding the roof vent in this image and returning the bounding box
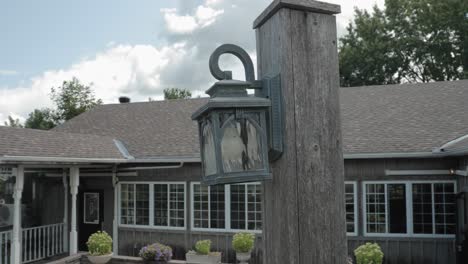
[119,96,130,103]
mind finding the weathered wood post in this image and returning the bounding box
[11,166,24,264]
[254,1,346,263]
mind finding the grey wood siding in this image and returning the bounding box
[118,228,263,264]
[345,158,460,264]
[114,158,464,263]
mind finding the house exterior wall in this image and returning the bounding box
[117,163,263,264]
[111,158,465,264]
[344,158,461,264]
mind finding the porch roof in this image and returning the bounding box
[0,126,127,164]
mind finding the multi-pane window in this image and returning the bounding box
[345,182,357,235]
[120,184,149,225]
[247,184,262,230]
[192,182,262,232]
[119,182,185,229]
[364,181,456,237]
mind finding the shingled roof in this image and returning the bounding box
[51,80,468,159]
[0,126,125,162]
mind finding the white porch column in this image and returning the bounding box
[69,167,79,255]
[62,170,69,252]
[11,166,24,264]
[112,167,119,255]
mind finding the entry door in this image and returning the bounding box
[78,190,104,251]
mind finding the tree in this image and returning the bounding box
[24,109,55,130]
[163,88,192,100]
[4,116,23,127]
[50,77,102,124]
[339,0,468,87]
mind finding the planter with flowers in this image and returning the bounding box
[232,233,255,264]
[86,231,113,264]
[354,242,384,264]
[139,242,173,264]
[185,239,221,264]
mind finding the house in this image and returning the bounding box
[0,79,467,264]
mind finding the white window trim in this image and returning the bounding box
[118,181,187,231]
[345,181,358,236]
[362,180,457,238]
[190,182,262,233]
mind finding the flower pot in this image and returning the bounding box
[87,253,113,264]
[236,251,251,264]
[186,252,222,264]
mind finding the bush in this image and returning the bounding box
[232,232,255,253]
[139,243,173,262]
[354,243,384,264]
[195,240,211,255]
[86,231,112,256]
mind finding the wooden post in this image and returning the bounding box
[254,1,346,263]
[62,170,69,252]
[112,166,119,255]
[69,167,79,255]
[11,166,24,264]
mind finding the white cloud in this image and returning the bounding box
[0,0,385,124]
[0,42,196,124]
[0,70,18,76]
[161,0,224,34]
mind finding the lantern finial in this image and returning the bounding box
[209,44,255,82]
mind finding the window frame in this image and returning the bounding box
[362,180,456,238]
[190,182,262,233]
[118,181,187,230]
[345,181,358,236]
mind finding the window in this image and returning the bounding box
[345,182,357,236]
[120,184,149,225]
[363,181,456,237]
[119,182,186,229]
[191,182,262,232]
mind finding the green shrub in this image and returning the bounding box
[195,240,211,255]
[86,231,112,256]
[354,243,384,264]
[232,232,255,253]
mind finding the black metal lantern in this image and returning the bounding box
[192,44,283,185]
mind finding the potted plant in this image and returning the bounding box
[139,242,173,264]
[86,231,113,264]
[354,242,384,264]
[232,233,255,264]
[185,239,222,264]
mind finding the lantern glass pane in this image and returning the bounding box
[202,119,217,176]
[220,113,265,173]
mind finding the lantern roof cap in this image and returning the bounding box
[191,96,271,120]
[206,79,252,98]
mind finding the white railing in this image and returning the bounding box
[0,230,11,264]
[22,223,65,263]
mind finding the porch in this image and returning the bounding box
[0,165,121,264]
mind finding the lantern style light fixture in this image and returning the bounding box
[192,44,283,185]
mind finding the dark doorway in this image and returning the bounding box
[456,189,468,264]
[78,189,104,251]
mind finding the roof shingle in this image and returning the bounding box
[50,80,468,157]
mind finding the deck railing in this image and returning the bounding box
[0,230,11,264]
[22,223,65,263]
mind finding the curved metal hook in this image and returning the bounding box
[209,44,255,82]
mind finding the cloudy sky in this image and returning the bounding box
[0,0,384,124]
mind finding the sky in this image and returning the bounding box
[0,0,384,124]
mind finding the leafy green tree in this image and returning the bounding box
[163,88,192,100]
[4,116,23,127]
[339,0,467,87]
[50,77,102,124]
[24,109,55,130]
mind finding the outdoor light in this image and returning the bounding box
[192,44,283,185]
